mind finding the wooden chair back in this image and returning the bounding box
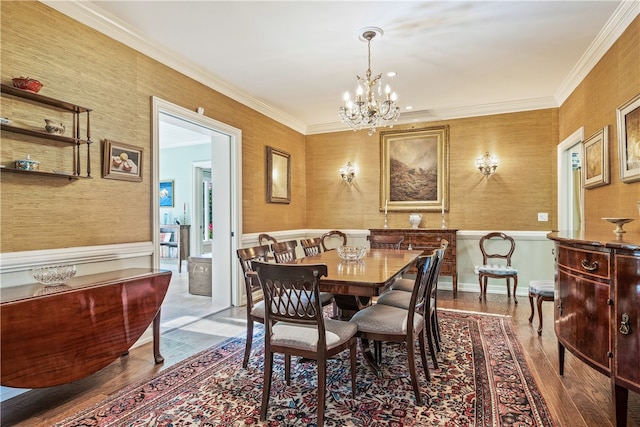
[236,245,271,304]
[300,237,323,256]
[320,230,347,251]
[258,233,278,246]
[479,232,515,266]
[367,234,405,249]
[271,240,298,263]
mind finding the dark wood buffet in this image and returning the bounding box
[548,231,639,427]
[369,228,458,297]
[0,268,171,389]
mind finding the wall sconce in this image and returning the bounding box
[340,161,356,183]
[476,152,499,176]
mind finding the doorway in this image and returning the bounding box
[152,97,242,330]
[557,127,584,233]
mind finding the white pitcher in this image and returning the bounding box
[409,213,422,229]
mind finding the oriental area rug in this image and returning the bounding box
[56,310,555,426]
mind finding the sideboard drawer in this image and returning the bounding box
[557,244,610,281]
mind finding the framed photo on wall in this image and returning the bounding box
[380,126,449,212]
[159,180,174,207]
[102,140,143,182]
[616,93,640,183]
[266,146,291,204]
[582,126,609,189]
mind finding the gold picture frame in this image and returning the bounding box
[616,93,640,183]
[582,126,609,189]
[102,139,143,182]
[266,146,291,204]
[380,126,449,212]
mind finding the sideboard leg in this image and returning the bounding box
[153,309,164,364]
[558,341,565,376]
[613,382,629,427]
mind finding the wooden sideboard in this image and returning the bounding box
[1,268,171,389]
[369,228,458,297]
[548,231,639,427]
[160,224,190,272]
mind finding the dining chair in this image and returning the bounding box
[236,245,271,368]
[251,261,357,427]
[320,230,347,252]
[273,240,335,309]
[349,253,436,405]
[477,232,519,303]
[367,234,404,249]
[300,237,323,256]
[376,243,447,369]
[258,233,278,246]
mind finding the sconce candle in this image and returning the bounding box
[385,199,388,215]
[477,152,499,176]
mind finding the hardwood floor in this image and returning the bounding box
[1,287,639,426]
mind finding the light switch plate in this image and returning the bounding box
[538,212,549,222]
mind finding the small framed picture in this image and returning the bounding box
[616,93,640,183]
[582,126,609,189]
[159,180,174,207]
[102,140,143,182]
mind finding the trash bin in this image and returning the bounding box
[187,255,212,296]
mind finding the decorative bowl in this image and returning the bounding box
[32,265,77,286]
[12,77,43,93]
[15,155,39,171]
[602,218,635,236]
[337,245,366,261]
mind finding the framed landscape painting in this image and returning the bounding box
[380,126,449,212]
[616,93,640,183]
[582,126,609,189]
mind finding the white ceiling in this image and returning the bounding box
[45,1,638,135]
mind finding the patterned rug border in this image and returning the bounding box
[55,309,556,426]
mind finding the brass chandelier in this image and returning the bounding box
[338,27,400,136]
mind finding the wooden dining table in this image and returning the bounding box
[294,248,422,375]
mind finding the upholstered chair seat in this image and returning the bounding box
[271,319,357,351]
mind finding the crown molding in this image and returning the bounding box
[40,0,307,135]
[555,0,640,104]
[306,96,558,135]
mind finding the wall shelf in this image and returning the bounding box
[1,84,93,179]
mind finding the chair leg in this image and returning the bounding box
[406,336,422,406]
[243,318,254,368]
[317,359,327,427]
[426,318,439,370]
[418,330,431,383]
[528,294,535,323]
[506,278,511,297]
[285,354,291,385]
[478,275,484,300]
[513,277,518,304]
[260,351,273,421]
[350,341,357,398]
[536,296,545,336]
[431,312,441,352]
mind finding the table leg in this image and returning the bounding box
[153,309,164,364]
[359,338,383,377]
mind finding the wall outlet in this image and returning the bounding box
[538,212,549,222]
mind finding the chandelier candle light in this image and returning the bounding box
[339,27,400,136]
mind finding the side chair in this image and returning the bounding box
[300,237,323,256]
[349,253,436,405]
[272,239,334,309]
[367,234,404,249]
[320,230,347,252]
[376,242,447,369]
[252,261,357,427]
[258,233,278,261]
[271,240,298,263]
[477,232,519,303]
[236,245,271,368]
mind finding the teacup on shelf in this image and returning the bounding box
[44,119,65,135]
